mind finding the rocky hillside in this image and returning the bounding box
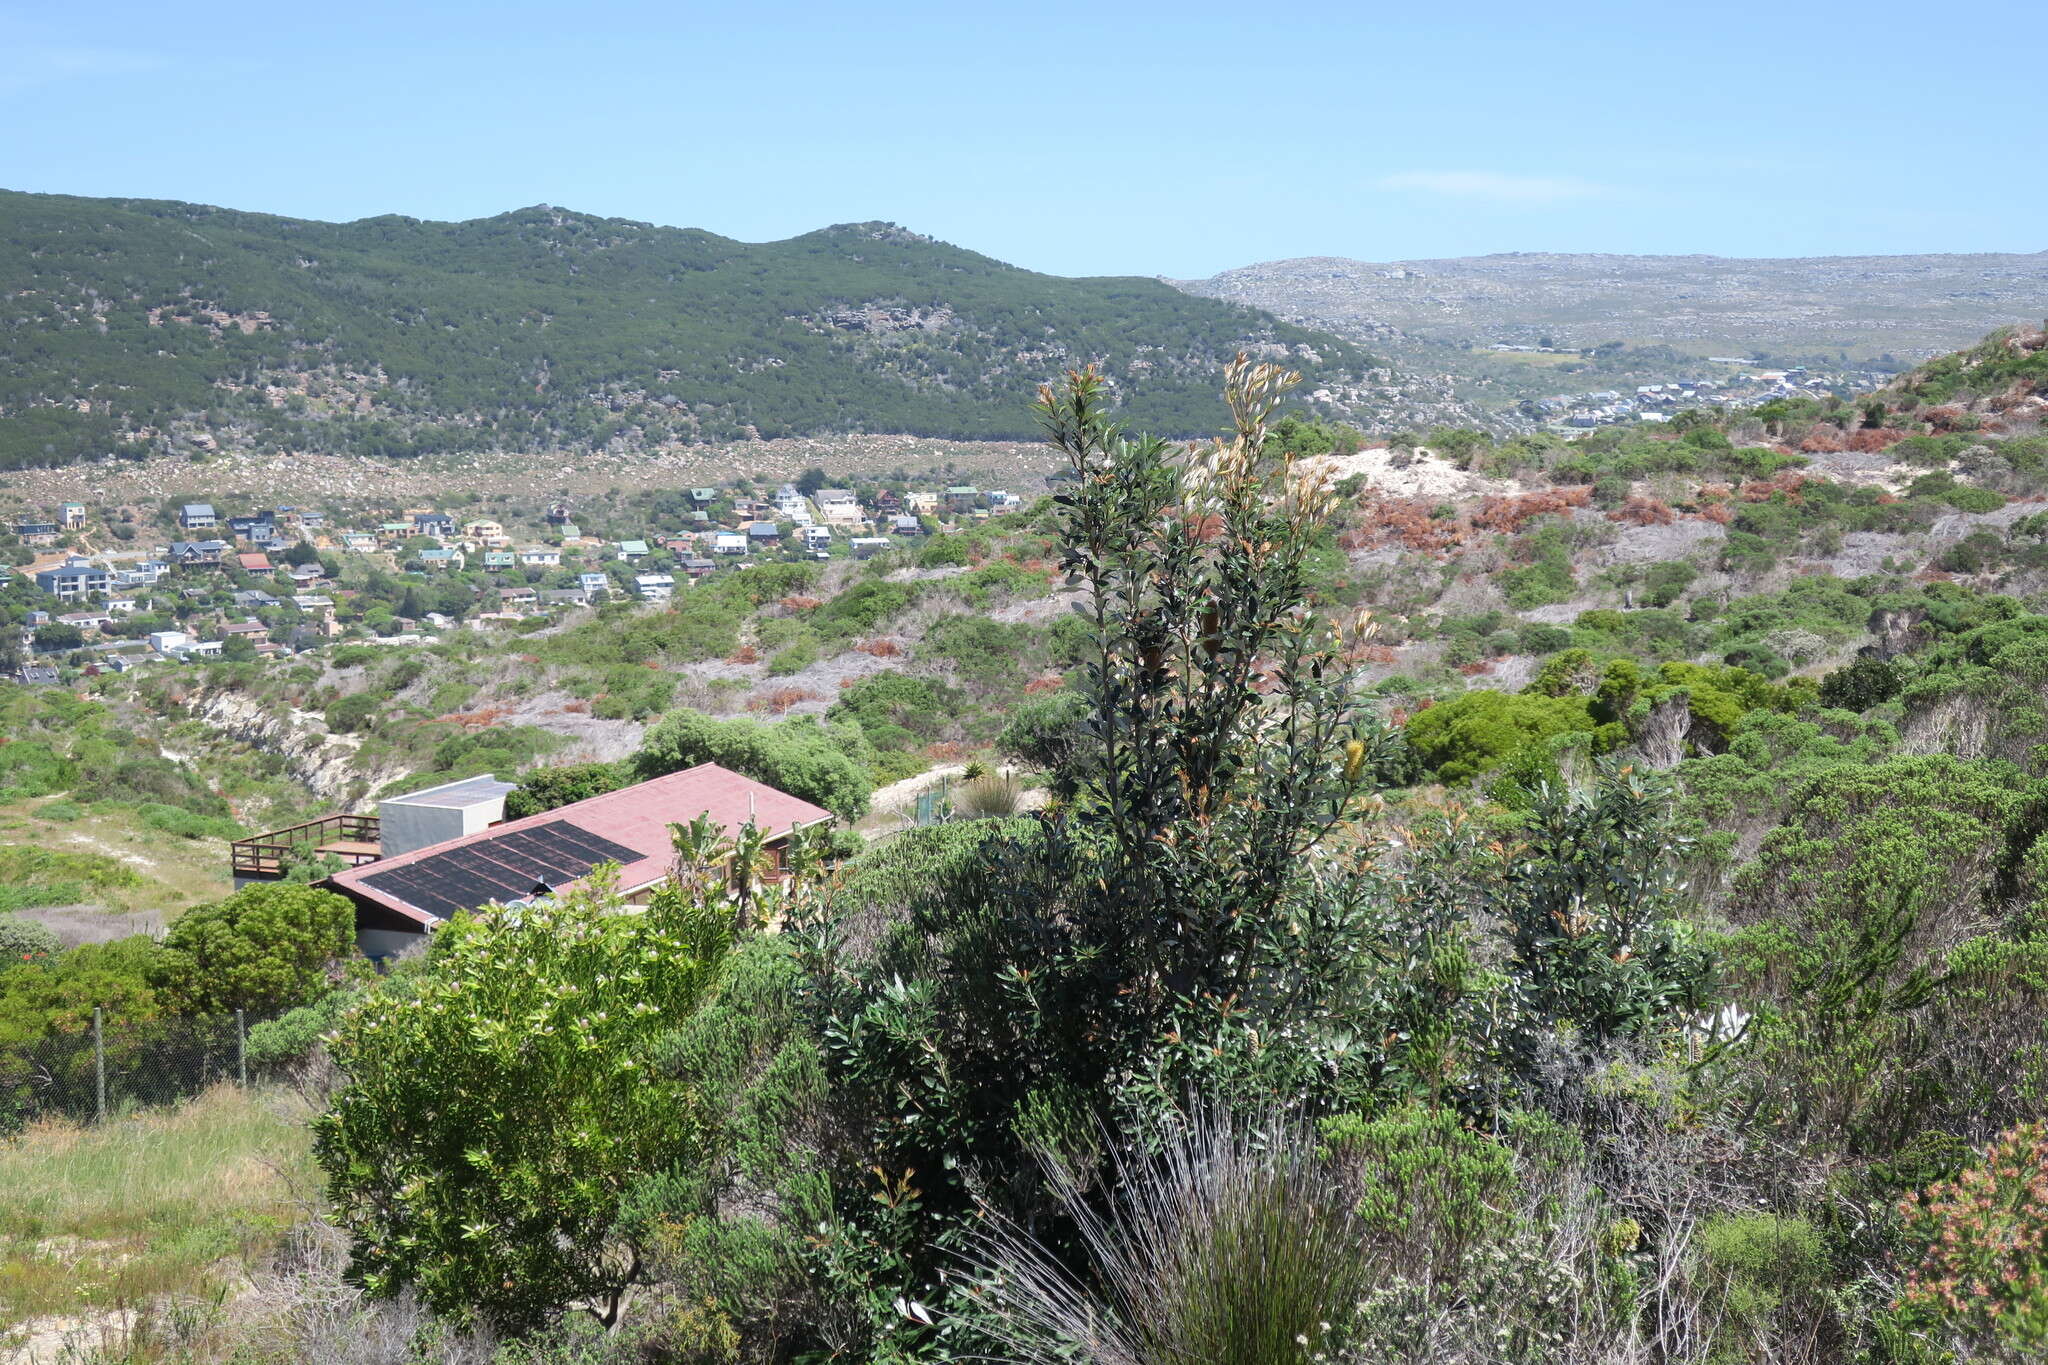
[0,190,1375,470]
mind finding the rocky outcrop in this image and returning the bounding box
[180,688,381,803]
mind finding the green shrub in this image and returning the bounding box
[151,883,356,1017]
[635,710,872,820]
[0,914,61,969]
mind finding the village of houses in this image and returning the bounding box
[2,477,1028,684]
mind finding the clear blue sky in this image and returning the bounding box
[4,0,2042,279]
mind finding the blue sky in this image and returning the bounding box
[4,0,2042,278]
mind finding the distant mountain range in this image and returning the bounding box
[1173,250,2048,362]
[0,190,1372,471]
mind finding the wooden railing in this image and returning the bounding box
[231,813,381,879]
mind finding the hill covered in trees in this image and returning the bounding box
[0,190,1372,470]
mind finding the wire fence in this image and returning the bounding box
[0,1008,275,1134]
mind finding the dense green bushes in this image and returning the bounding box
[634,710,872,820]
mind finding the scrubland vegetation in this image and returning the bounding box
[7,328,2048,1362]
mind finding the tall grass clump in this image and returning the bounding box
[967,1112,1367,1365]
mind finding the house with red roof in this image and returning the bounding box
[236,551,273,573]
[251,765,834,956]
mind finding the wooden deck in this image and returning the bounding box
[231,813,381,878]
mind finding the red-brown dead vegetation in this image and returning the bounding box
[1023,672,1067,694]
[854,638,903,657]
[1798,425,1847,453]
[750,687,820,715]
[431,705,511,730]
[726,644,759,665]
[1456,660,1494,676]
[779,595,822,611]
[1847,427,1908,452]
[1925,405,1974,432]
[1469,486,1592,535]
[1607,497,1675,527]
[924,741,969,763]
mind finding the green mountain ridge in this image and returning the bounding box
[0,189,1371,469]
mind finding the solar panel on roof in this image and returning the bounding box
[359,818,646,918]
[487,827,598,882]
[539,821,639,865]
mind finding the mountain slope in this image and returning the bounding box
[1174,249,2048,361]
[0,191,1371,469]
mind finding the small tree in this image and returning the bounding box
[151,883,354,1016]
[316,838,821,1332]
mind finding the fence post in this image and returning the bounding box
[236,1009,247,1087]
[93,1006,106,1124]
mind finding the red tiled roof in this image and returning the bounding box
[237,553,272,571]
[329,763,834,925]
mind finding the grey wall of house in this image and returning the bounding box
[358,925,426,961]
[379,800,493,858]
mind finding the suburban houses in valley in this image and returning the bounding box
[2,473,1028,684]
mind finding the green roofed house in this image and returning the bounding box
[689,487,718,505]
[483,550,517,570]
[944,485,981,513]
[616,539,651,562]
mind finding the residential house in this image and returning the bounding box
[59,504,85,530]
[180,503,218,530]
[689,487,718,508]
[317,765,835,954]
[147,629,191,654]
[292,594,336,613]
[56,611,114,634]
[15,664,60,686]
[634,573,676,602]
[221,619,269,642]
[231,589,281,609]
[538,588,590,608]
[462,519,509,547]
[341,532,378,553]
[519,547,561,567]
[578,572,610,596]
[286,563,326,587]
[106,597,139,615]
[412,511,456,539]
[873,489,903,515]
[34,559,111,600]
[905,492,939,516]
[117,561,169,587]
[680,556,716,581]
[482,550,517,571]
[416,547,461,569]
[24,610,51,627]
[773,484,808,519]
[944,485,981,514]
[800,525,833,555]
[713,532,748,557]
[888,514,926,538]
[545,503,574,526]
[616,539,651,562]
[13,521,59,546]
[851,536,892,559]
[379,521,416,541]
[745,521,781,548]
[556,522,583,541]
[816,490,863,526]
[228,514,277,542]
[236,552,274,573]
